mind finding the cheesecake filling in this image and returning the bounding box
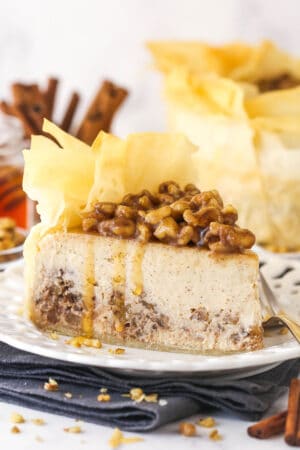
[30,230,262,353]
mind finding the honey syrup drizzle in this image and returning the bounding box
[82,238,95,337]
[112,240,127,333]
[131,243,145,297]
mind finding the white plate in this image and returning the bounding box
[0,257,299,376]
[255,244,300,261]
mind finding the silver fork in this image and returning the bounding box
[259,271,300,343]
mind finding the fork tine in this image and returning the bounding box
[259,271,275,318]
[260,271,278,315]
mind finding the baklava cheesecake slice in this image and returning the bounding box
[27,183,262,353]
[23,121,263,353]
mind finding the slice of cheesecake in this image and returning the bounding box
[26,182,263,353]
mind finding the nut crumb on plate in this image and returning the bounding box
[108,347,125,355]
[49,331,59,340]
[64,426,82,433]
[108,428,143,448]
[32,418,45,425]
[198,416,216,428]
[179,422,196,437]
[11,425,21,433]
[10,412,25,424]
[209,429,222,441]
[65,336,102,349]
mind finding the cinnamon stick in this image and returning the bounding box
[285,379,300,446]
[11,83,47,132]
[76,80,128,145]
[248,410,287,439]
[60,92,80,131]
[0,101,13,116]
[11,104,39,137]
[44,77,58,119]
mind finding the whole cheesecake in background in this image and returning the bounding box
[23,120,263,353]
[148,40,300,252]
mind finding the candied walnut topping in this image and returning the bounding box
[82,181,255,253]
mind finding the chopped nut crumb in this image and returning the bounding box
[65,336,102,349]
[209,429,222,441]
[35,435,44,442]
[129,388,144,401]
[11,425,21,434]
[49,331,59,340]
[97,393,111,402]
[108,348,125,355]
[64,392,73,399]
[123,388,158,403]
[100,387,108,393]
[64,426,82,433]
[144,393,158,403]
[32,418,45,426]
[179,422,196,437]
[10,412,25,424]
[198,416,216,428]
[108,428,143,448]
[44,377,59,391]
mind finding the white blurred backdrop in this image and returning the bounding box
[0,0,299,136]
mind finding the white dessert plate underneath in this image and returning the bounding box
[0,256,299,378]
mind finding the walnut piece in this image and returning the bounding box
[179,422,196,437]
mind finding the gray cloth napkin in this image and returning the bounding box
[0,342,298,431]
